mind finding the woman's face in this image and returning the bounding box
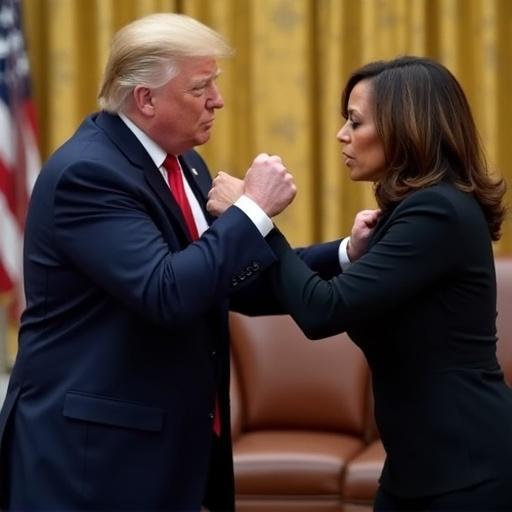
[336,79,386,182]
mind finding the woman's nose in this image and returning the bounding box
[336,122,349,142]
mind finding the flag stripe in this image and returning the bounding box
[0,0,40,317]
[0,157,17,216]
[0,191,23,287]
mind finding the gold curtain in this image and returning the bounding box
[22,0,512,251]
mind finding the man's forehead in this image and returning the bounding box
[193,66,221,77]
[179,57,218,73]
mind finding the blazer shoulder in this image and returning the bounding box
[392,182,489,244]
[396,182,479,219]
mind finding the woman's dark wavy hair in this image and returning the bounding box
[341,56,506,240]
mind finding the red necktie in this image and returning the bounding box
[163,155,200,240]
[163,155,221,436]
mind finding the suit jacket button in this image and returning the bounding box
[209,412,214,419]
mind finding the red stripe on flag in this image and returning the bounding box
[0,262,14,294]
[0,159,18,218]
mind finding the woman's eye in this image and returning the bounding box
[350,120,360,129]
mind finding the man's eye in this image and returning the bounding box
[191,86,206,95]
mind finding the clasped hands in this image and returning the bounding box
[206,153,381,262]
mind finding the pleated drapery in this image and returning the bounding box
[23,0,512,251]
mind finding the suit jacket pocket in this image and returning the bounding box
[63,391,164,432]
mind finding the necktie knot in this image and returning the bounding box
[163,154,181,175]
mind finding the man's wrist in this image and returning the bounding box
[234,195,274,237]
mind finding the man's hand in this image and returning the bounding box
[348,209,382,261]
[207,172,244,216]
[244,153,296,217]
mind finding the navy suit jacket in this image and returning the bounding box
[267,182,512,498]
[0,112,319,510]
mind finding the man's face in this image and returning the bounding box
[148,57,224,155]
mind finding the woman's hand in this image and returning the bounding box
[348,209,382,261]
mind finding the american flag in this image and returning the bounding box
[0,0,40,319]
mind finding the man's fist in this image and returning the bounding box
[244,153,296,217]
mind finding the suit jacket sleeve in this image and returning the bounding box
[53,160,277,326]
[266,188,462,339]
[229,239,342,316]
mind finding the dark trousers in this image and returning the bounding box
[374,478,512,512]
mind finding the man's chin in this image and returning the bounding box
[195,132,212,146]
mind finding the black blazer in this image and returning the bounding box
[0,112,289,511]
[267,182,512,498]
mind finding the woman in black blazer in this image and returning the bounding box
[264,57,512,510]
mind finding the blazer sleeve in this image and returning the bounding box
[229,239,343,316]
[266,189,463,339]
[53,160,277,326]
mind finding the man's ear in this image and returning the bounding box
[132,85,155,116]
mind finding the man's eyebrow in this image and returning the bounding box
[192,69,222,85]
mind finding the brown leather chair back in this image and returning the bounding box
[496,258,512,385]
[229,313,370,436]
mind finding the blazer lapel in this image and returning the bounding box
[180,152,215,226]
[94,112,192,243]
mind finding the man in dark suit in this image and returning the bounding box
[0,12,303,511]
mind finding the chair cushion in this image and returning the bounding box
[342,440,385,501]
[234,430,365,495]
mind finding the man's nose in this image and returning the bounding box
[207,84,224,109]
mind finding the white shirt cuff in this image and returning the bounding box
[338,237,352,271]
[234,195,274,237]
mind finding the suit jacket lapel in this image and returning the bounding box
[94,111,192,243]
[180,151,215,226]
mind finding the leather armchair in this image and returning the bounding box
[229,313,379,511]
[229,258,512,511]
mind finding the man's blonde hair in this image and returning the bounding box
[98,13,234,113]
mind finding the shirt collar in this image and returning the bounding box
[118,112,168,169]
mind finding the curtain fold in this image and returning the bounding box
[22,0,512,251]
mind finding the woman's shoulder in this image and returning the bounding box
[393,182,486,234]
[398,181,477,213]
